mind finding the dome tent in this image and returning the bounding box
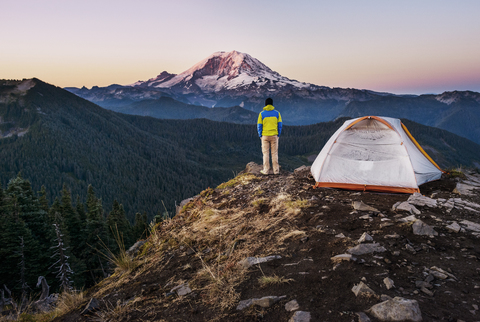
[311,116,443,193]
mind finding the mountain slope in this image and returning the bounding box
[54,164,480,322]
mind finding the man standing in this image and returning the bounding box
[257,97,282,175]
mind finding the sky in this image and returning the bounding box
[2,0,480,95]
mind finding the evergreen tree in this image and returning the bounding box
[60,184,83,256]
[106,200,133,252]
[81,185,108,286]
[50,223,74,291]
[133,212,148,241]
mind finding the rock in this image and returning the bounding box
[398,215,417,223]
[81,298,100,315]
[383,277,395,290]
[356,312,372,322]
[236,298,254,310]
[171,283,192,296]
[405,244,416,253]
[353,201,379,212]
[237,295,286,310]
[454,182,479,196]
[176,196,196,215]
[393,202,421,215]
[348,243,386,255]
[335,233,346,238]
[126,240,146,257]
[359,214,372,220]
[421,287,434,296]
[289,311,311,322]
[238,255,282,268]
[285,299,300,311]
[459,220,480,233]
[358,232,374,243]
[430,266,457,280]
[294,165,311,177]
[252,295,286,308]
[352,281,377,297]
[412,220,438,236]
[445,222,461,233]
[407,192,437,207]
[367,297,422,322]
[331,254,353,263]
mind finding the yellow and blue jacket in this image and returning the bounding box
[257,105,282,137]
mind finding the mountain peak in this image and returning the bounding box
[132,50,311,94]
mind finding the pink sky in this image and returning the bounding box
[1,0,480,94]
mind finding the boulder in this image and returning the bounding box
[460,220,480,233]
[445,222,461,233]
[367,297,422,322]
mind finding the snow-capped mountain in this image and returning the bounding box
[132,51,313,93]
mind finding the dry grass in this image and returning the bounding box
[191,253,246,310]
[258,274,294,288]
[278,230,307,243]
[216,173,257,189]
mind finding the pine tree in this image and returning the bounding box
[60,184,83,256]
[50,223,74,291]
[106,200,133,252]
[81,185,108,286]
[133,212,148,241]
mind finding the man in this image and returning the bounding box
[257,97,282,175]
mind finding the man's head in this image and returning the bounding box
[265,97,273,106]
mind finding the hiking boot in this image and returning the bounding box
[260,170,269,175]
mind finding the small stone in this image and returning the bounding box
[473,304,479,310]
[352,281,377,297]
[355,312,372,322]
[335,233,346,238]
[421,287,434,296]
[358,232,374,243]
[347,243,386,255]
[331,254,353,263]
[383,277,395,290]
[412,220,438,236]
[353,201,379,212]
[171,283,192,296]
[289,311,311,322]
[238,255,282,268]
[380,294,392,301]
[405,244,416,253]
[285,299,300,312]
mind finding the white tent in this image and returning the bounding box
[311,116,443,193]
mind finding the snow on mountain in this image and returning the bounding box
[132,51,313,93]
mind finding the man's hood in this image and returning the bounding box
[263,105,274,111]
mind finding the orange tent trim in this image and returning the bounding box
[313,182,420,194]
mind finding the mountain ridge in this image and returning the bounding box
[65,51,480,144]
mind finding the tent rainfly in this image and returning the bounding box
[311,116,443,193]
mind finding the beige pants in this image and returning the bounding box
[261,136,279,174]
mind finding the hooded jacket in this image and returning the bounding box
[257,105,282,137]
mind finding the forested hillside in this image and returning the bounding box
[0,175,148,295]
[1,79,480,224]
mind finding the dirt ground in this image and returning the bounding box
[56,163,480,322]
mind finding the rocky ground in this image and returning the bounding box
[56,163,480,322]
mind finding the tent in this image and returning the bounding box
[311,116,443,193]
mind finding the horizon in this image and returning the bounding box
[2,0,480,95]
